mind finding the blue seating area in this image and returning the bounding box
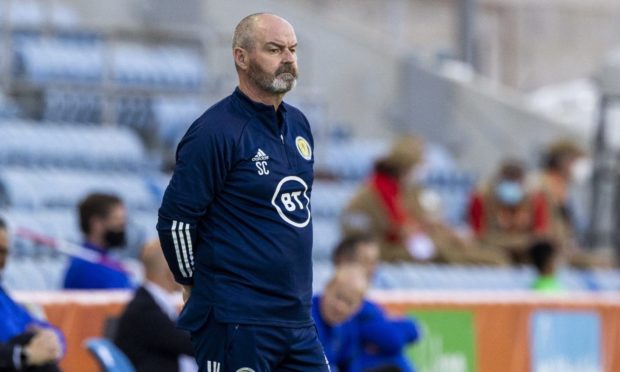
[311,262,620,293]
[0,167,159,211]
[13,34,104,83]
[0,121,147,171]
[113,43,204,89]
[13,34,204,89]
[0,94,22,119]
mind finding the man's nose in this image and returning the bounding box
[282,49,295,63]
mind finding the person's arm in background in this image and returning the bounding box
[358,301,421,354]
[157,119,234,289]
[0,330,63,371]
[6,292,66,359]
[0,342,24,371]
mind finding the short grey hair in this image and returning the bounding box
[232,13,268,51]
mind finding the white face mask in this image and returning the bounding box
[571,158,592,184]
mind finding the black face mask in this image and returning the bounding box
[104,229,126,248]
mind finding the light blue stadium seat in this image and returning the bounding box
[0,121,147,171]
[113,43,204,89]
[312,218,341,261]
[85,338,135,372]
[311,181,358,218]
[14,35,104,83]
[0,167,159,211]
[152,96,205,146]
[3,258,49,290]
[317,138,389,180]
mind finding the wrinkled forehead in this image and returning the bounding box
[253,15,297,46]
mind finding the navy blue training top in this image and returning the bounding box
[157,88,315,328]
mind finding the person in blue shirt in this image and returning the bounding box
[63,193,132,290]
[313,264,369,372]
[332,235,421,372]
[157,13,329,371]
[0,216,64,371]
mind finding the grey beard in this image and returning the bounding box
[268,74,297,93]
[248,63,297,94]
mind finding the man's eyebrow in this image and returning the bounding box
[265,42,297,48]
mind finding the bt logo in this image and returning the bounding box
[271,176,311,228]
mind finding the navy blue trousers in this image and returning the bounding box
[189,311,331,372]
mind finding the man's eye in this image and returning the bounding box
[270,49,280,53]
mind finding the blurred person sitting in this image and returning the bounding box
[0,217,64,372]
[114,239,195,372]
[468,159,538,264]
[332,235,420,372]
[313,264,369,372]
[63,193,133,289]
[533,139,607,268]
[341,135,506,265]
[529,240,562,292]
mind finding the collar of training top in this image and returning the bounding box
[82,241,107,255]
[233,87,288,114]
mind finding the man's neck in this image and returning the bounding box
[85,236,106,250]
[238,80,284,110]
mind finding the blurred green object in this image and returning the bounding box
[532,275,563,292]
[406,310,476,372]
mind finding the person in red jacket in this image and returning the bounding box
[468,159,543,264]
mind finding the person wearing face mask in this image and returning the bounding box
[63,193,133,289]
[114,239,195,372]
[341,135,506,265]
[468,159,538,264]
[312,264,369,372]
[0,216,65,371]
[532,139,608,268]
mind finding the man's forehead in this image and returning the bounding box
[254,17,297,45]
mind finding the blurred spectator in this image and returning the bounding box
[63,193,133,289]
[332,235,420,372]
[114,240,195,372]
[468,159,537,264]
[313,264,369,372]
[533,139,607,268]
[341,135,506,265]
[529,240,562,292]
[0,217,64,371]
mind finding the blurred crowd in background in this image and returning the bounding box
[0,0,620,370]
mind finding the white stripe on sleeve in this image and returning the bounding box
[184,223,195,270]
[171,220,188,278]
[178,222,193,277]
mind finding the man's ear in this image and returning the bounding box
[234,48,249,70]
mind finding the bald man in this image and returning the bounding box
[157,13,327,371]
[114,240,195,372]
[312,264,369,371]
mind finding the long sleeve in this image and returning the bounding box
[358,301,420,354]
[0,343,20,371]
[157,118,235,285]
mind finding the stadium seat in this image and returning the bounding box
[311,181,358,218]
[85,338,135,372]
[312,217,341,260]
[0,121,147,171]
[0,168,159,211]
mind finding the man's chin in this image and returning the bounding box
[269,79,296,94]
